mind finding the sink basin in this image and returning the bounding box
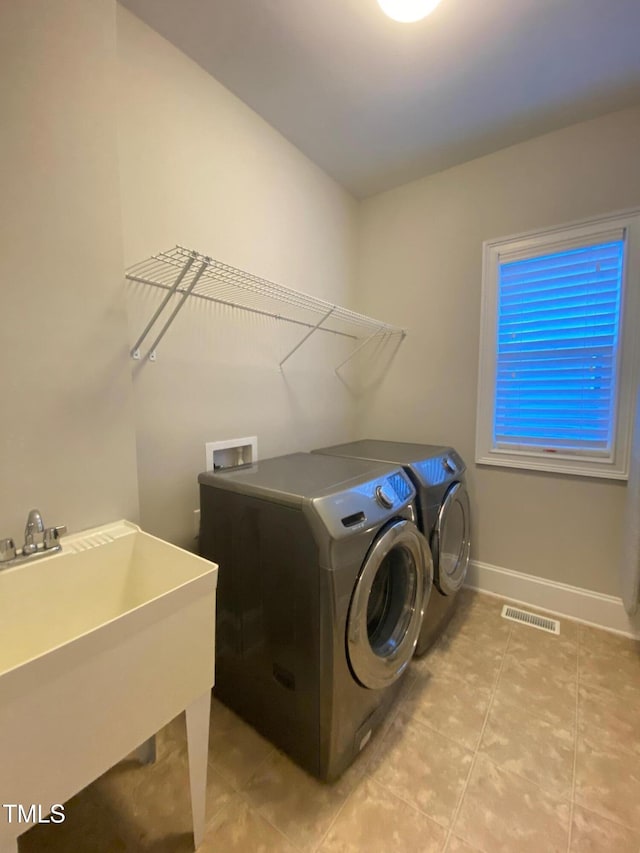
[0,520,218,852]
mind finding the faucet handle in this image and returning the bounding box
[0,538,16,563]
[43,525,67,550]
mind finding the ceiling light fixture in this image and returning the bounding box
[377,0,442,23]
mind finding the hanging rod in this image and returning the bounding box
[126,245,406,365]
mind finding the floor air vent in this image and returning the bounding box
[501,605,560,635]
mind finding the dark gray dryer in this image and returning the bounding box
[312,440,471,655]
[198,452,432,781]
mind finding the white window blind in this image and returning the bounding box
[495,240,624,456]
[476,209,640,479]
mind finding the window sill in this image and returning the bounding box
[475,452,629,480]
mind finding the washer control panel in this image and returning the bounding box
[311,468,416,540]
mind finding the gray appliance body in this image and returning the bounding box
[198,452,432,781]
[312,440,471,655]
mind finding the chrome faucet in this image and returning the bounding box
[0,509,67,569]
[23,509,44,555]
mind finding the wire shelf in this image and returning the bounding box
[126,245,406,368]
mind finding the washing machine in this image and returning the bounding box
[313,441,471,655]
[198,452,432,781]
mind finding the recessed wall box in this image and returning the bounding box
[205,436,258,472]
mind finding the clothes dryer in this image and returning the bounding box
[198,452,432,781]
[313,441,471,655]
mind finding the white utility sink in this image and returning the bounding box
[0,520,218,853]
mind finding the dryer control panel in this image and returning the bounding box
[412,448,465,487]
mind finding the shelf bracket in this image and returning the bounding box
[132,256,208,361]
[279,306,335,369]
[131,253,196,360]
[334,326,387,374]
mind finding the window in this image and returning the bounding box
[476,209,640,479]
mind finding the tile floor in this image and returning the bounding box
[21,590,640,852]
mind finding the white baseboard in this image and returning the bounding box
[466,560,640,639]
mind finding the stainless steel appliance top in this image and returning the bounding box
[313,440,466,486]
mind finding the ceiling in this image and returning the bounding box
[119,0,640,198]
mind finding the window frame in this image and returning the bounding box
[476,208,640,480]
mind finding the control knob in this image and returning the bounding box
[375,484,394,509]
[442,456,456,474]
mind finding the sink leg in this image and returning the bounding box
[186,689,211,850]
[135,735,157,765]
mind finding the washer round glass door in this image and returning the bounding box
[347,519,432,690]
[432,482,471,595]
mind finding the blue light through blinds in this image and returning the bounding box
[495,240,624,453]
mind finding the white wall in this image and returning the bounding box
[116,8,361,547]
[355,106,640,596]
[0,0,139,540]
